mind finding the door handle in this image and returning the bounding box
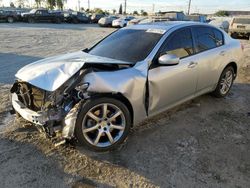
[220,51,225,56]
[188,62,198,68]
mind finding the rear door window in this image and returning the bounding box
[213,28,224,47]
[193,27,217,53]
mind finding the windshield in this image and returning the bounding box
[89,29,163,63]
[234,18,250,24]
[30,9,37,13]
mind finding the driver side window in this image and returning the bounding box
[159,28,194,59]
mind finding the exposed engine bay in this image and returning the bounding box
[10,63,134,144]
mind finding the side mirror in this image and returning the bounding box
[158,54,180,66]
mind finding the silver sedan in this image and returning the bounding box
[11,22,243,151]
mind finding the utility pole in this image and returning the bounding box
[88,0,90,10]
[78,0,80,11]
[124,0,127,15]
[188,0,191,15]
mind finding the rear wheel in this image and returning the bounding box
[230,33,238,39]
[28,17,35,23]
[73,18,79,24]
[7,17,14,23]
[212,66,234,98]
[75,97,131,151]
[55,18,61,24]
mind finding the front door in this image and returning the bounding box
[148,28,198,116]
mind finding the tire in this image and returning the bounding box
[75,97,131,151]
[28,17,35,23]
[73,18,79,24]
[230,33,238,39]
[7,17,14,23]
[55,18,61,24]
[212,66,235,98]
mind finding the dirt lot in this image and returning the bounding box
[0,23,249,188]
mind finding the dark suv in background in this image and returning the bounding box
[21,9,64,23]
[0,9,18,23]
[64,11,90,24]
[90,13,105,23]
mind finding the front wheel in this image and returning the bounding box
[212,66,234,98]
[55,18,61,24]
[28,17,35,23]
[75,97,131,151]
[7,17,14,23]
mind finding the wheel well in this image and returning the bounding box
[226,62,237,78]
[93,93,134,125]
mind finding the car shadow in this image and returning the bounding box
[1,83,249,187]
[76,82,250,187]
[0,53,41,84]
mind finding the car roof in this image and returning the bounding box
[125,21,210,31]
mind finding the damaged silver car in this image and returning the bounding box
[11,22,243,151]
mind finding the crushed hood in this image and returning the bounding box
[15,51,132,92]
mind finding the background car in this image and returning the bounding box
[91,13,105,23]
[98,15,119,27]
[21,9,64,23]
[65,11,90,24]
[0,9,18,23]
[229,17,250,40]
[209,20,230,32]
[127,17,147,26]
[112,16,135,27]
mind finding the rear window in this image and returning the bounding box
[89,29,164,63]
[193,27,217,52]
[213,29,224,47]
[234,18,250,24]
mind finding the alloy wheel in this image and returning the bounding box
[220,69,233,95]
[82,103,126,147]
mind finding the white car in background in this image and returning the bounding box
[209,20,230,33]
[112,16,135,27]
[127,17,147,26]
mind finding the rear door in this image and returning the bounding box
[34,10,43,22]
[192,26,225,93]
[148,28,198,115]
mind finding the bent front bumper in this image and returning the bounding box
[12,93,79,139]
[12,93,46,125]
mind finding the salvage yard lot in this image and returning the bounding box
[0,23,249,188]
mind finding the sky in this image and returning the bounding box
[1,0,250,14]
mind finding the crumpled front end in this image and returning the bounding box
[10,53,148,145]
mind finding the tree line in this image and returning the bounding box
[9,0,149,15]
[9,0,65,9]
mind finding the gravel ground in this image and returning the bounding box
[0,23,249,188]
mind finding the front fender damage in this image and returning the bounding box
[62,64,148,140]
[83,66,148,125]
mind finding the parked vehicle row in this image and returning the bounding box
[0,8,107,24]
